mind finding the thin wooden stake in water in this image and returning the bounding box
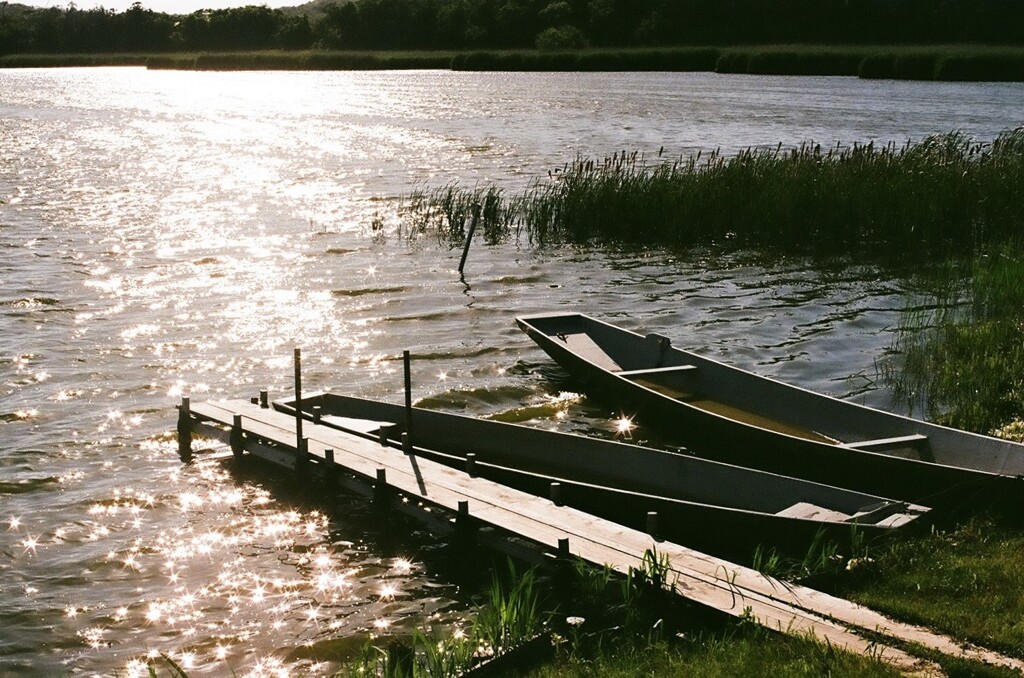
[403,349,412,442]
[177,396,192,461]
[457,203,481,276]
[294,347,303,454]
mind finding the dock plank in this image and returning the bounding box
[182,398,1024,674]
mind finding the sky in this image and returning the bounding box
[20,0,294,14]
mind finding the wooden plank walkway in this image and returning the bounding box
[180,398,1024,676]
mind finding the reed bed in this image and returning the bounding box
[6,45,1024,80]
[888,244,1024,433]
[400,129,1024,256]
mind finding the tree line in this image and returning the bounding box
[2,0,1023,56]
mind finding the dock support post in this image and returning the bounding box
[177,396,192,462]
[324,449,336,489]
[646,511,660,541]
[294,348,303,456]
[294,437,309,481]
[402,432,412,456]
[403,350,412,443]
[465,453,477,477]
[374,468,390,505]
[454,499,477,551]
[554,536,573,605]
[313,406,322,425]
[379,425,391,447]
[259,389,269,408]
[550,482,562,506]
[230,414,244,459]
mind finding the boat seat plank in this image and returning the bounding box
[555,332,623,372]
[775,502,851,522]
[842,434,928,451]
[321,414,393,435]
[617,365,698,377]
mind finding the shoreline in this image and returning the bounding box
[2,45,1024,81]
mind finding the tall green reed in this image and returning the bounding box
[398,129,1024,258]
[887,243,1024,433]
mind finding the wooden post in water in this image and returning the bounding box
[374,467,390,506]
[324,449,337,489]
[294,348,303,455]
[259,389,269,409]
[403,349,412,446]
[465,453,477,478]
[454,499,476,551]
[294,437,310,481]
[230,414,244,459]
[313,406,322,425]
[457,202,481,277]
[177,396,192,462]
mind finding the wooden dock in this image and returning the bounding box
[178,395,1024,675]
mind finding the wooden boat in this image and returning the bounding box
[274,392,929,558]
[516,312,1024,504]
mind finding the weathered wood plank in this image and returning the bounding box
[182,399,1023,674]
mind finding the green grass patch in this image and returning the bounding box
[834,516,1024,661]
[524,629,902,678]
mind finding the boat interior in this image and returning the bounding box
[548,321,935,462]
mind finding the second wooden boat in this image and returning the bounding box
[274,392,929,558]
[516,312,1024,504]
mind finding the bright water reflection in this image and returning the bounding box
[1,67,1022,675]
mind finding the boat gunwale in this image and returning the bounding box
[274,392,929,531]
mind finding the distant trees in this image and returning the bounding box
[1,0,1022,56]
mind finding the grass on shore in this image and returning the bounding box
[524,626,902,678]
[835,515,1024,665]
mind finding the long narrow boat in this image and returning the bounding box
[274,392,928,558]
[516,312,1024,504]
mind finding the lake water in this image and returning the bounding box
[1,67,1021,676]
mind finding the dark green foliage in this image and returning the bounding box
[742,50,863,76]
[535,25,589,51]
[4,0,1024,60]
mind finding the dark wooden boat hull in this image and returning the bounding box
[275,393,929,559]
[516,312,1024,505]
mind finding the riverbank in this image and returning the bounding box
[3,45,1024,81]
